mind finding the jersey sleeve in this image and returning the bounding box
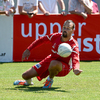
[27,34,54,51]
[71,46,80,70]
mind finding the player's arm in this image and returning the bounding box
[22,35,52,61]
[22,37,45,61]
[22,49,30,61]
[72,46,83,75]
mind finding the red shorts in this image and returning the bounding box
[33,55,71,81]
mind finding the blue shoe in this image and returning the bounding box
[43,79,53,88]
[13,80,33,86]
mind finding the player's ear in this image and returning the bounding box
[72,28,75,33]
[72,28,75,32]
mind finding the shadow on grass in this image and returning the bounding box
[6,85,69,93]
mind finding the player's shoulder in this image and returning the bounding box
[47,32,61,39]
[46,32,61,41]
[72,37,78,43]
[69,37,79,53]
[50,32,62,36]
[70,37,78,47]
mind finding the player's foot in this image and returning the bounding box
[42,79,53,88]
[13,80,33,86]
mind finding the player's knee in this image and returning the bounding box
[49,60,58,69]
[49,60,62,71]
[22,73,28,80]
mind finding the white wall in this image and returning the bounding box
[0,16,13,62]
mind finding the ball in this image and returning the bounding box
[58,43,72,57]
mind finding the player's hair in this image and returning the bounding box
[64,20,75,30]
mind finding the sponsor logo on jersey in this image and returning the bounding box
[35,63,41,69]
[52,43,56,49]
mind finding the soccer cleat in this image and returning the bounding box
[42,79,53,88]
[13,80,33,86]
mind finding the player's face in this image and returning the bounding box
[62,22,74,38]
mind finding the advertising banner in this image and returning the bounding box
[13,14,100,61]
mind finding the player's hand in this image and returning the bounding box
[73,69,83,75]
[22,49,30,61]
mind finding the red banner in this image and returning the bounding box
[13,14,100,61]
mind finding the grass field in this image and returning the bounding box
[0,61,100,100]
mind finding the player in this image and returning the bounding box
[14,20,83,88]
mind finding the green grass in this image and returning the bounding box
[0,61,100,100]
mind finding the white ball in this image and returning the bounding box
[58,43,72,57]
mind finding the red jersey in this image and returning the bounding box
[28,33,80,70]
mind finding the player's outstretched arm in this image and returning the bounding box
[73,69,83,75]
[22,49,30,61]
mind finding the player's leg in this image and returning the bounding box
[22,67,38,85]
[14,55,52,86]
[22,67,38,79]
[43,60,62,88]
[43,60,71,88]
[48,60,62,79]
[14,55,54,86]
[14,67,38,86]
